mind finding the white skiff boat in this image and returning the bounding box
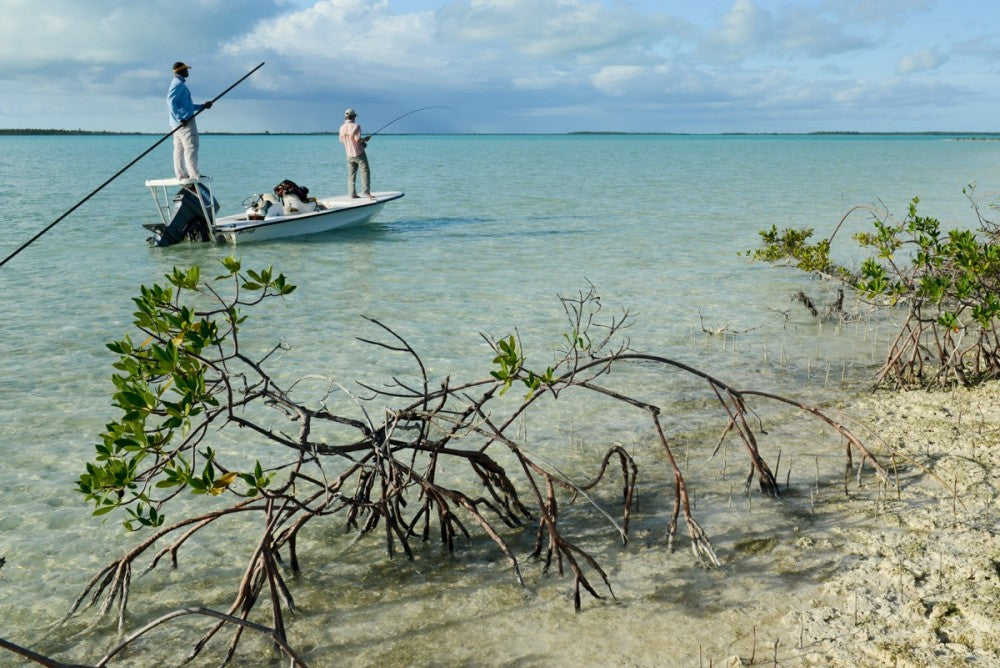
[143,176,403,246]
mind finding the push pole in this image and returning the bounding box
[0,62,265,268]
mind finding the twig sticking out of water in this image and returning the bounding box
[59,274,886,664]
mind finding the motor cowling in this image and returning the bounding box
[155,184,220,246]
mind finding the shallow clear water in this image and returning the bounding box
[1,133,997,665]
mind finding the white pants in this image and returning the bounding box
[172,120,200,180]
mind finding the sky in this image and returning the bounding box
[1,0,998,134]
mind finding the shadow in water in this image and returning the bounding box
[380,215,493,232]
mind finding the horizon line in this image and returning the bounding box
[3,128,1000,137]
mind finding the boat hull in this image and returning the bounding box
[211,191,403,244]
[143,180,404,246]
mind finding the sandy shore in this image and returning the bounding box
[779,382,1000,666]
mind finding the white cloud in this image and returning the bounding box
[226,0,439,65]
[700,0,873,62]
[441,0,671,58]
[896,48,944,75]
[226,0,681,84]
[0,1,121,65]
[226,0,462,90]
[830,76,965,109]
[0,0,996,133]
[717,0,773,49]
[590,65,645,95]
[0,0,280,71]
[818,0,936,25]
[778,7,872,57]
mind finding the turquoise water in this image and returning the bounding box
[1,133,998,665]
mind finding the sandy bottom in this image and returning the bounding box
[17,383,1000,667]
[784,382,1000,667]
[275,382,1000,668]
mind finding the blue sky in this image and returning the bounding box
[1,0,998,133]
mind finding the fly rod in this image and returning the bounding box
[364,105,456,141]
[0,61,265,268]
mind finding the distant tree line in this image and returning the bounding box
[6,128,998,138]
[0,128,358,136]
[0,128,148,135]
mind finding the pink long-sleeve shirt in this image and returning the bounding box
[339,120,365,157]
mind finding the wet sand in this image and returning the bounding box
[293,382,1000,668]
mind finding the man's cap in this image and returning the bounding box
[344,108,356,118]
[173,62,191,72]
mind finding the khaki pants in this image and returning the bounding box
[347,153,370,196]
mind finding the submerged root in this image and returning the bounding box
[55,275,882,665]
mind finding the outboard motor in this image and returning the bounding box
[154,183,220,246]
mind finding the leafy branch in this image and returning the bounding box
[749,188,1000,388]
[48,264,884,664]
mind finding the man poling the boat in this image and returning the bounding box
[0,62,265,268]
[167,61,213,181]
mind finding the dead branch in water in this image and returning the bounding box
[55,266,884,664]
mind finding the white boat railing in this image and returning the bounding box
[144,176,218,242]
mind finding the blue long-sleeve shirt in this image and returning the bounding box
[167,75,203,128]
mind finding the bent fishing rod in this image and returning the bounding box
[0,61,265,269]
[364,105,456,141]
